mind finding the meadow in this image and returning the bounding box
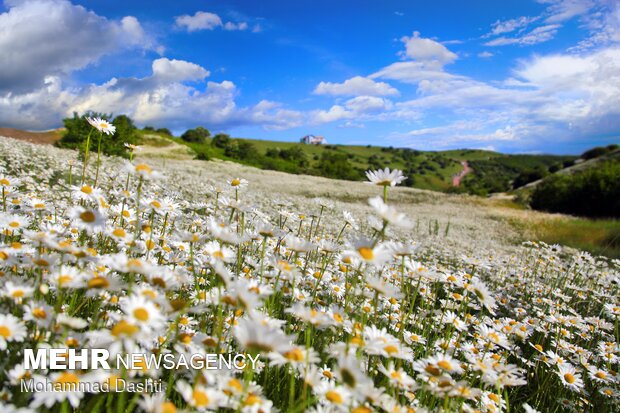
[0,125,618,413]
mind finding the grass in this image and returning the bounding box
[513,215,620,259]
[157,131,576,194]
[535,218,620,258]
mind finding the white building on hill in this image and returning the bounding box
[300,134,327,145]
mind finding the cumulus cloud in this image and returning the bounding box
[399,31,457,66]
[0,0,153,93]
[313,76,399,96]
[311,95,392,124]
[175,10,249,32]
[359,23,620,151]
[175,11,222,31]
[0,57,303,132]
[151,58,210,83]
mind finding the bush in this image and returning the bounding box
[315,152,361,180]
[156,128,172,136]
[181,127,210,143]
[212,133,231,148]
[530,161,620,218]
[512,167,548,189]
[56,112,138,158]
[581,144,619,160]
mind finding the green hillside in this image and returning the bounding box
[137,129,578,195]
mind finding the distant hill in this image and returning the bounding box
[0,126,582,195]
[144,130,578,195]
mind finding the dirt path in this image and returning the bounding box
[452,161,472,186]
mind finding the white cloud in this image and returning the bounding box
[489,16,538,36]
[399,32,457,66]
[344,96,392,113]
[0,0,152,93]
[484,0,600,48]
[313,76,399,96]
[175,11,222,31]
[175,11,250,33]
[541,0,595,23]
[478,51,494,58]
[485,24,560,46]
[152,58,210,83]
[0,57,303,132]
[224,21,249,31]
[370,61,463,85]
[312,105,352,124]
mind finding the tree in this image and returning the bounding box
[56,112,138,158]
[181,127,210,143]
[530,161,620,218]
[211,133,231,148]
[156,128,172,136]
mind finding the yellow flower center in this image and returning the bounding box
[0,178,10,185]
[231,178,241,186]
[112,228,126,237]
[161,402,176,413]
[564,373,575,384]
[0,325,11,338]
[81,186,93,194]
[437,360,452,370]
[244,394,261,405]
[106,375,122,390]
[383,345,398,355]
[33,308,47,319]
[192,390,210,407]
[595,371,606,379]
[228,378,243,392]
[326,390,343,404]
[111,320,139,337]
[135,164,152,174]
[54,372,80,385]
[133,308,150,322]
[8,221,19,228]
[87,276,109,289]
[357,247,374,260]
[284,348,304,361]
[11,289,24,298]
[79,211,96,223]
[425,364,441,376]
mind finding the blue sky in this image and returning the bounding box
[0,0,619,154]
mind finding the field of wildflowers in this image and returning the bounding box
[0,123,618,413]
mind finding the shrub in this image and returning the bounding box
[512,167,548,189]
[56,112,138,158]
[530,161,620,218]
[315,152,361,180]
[181,127,210,143]
[212,133,231,148]
[156,128,172,136]
[581,144,618,160]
